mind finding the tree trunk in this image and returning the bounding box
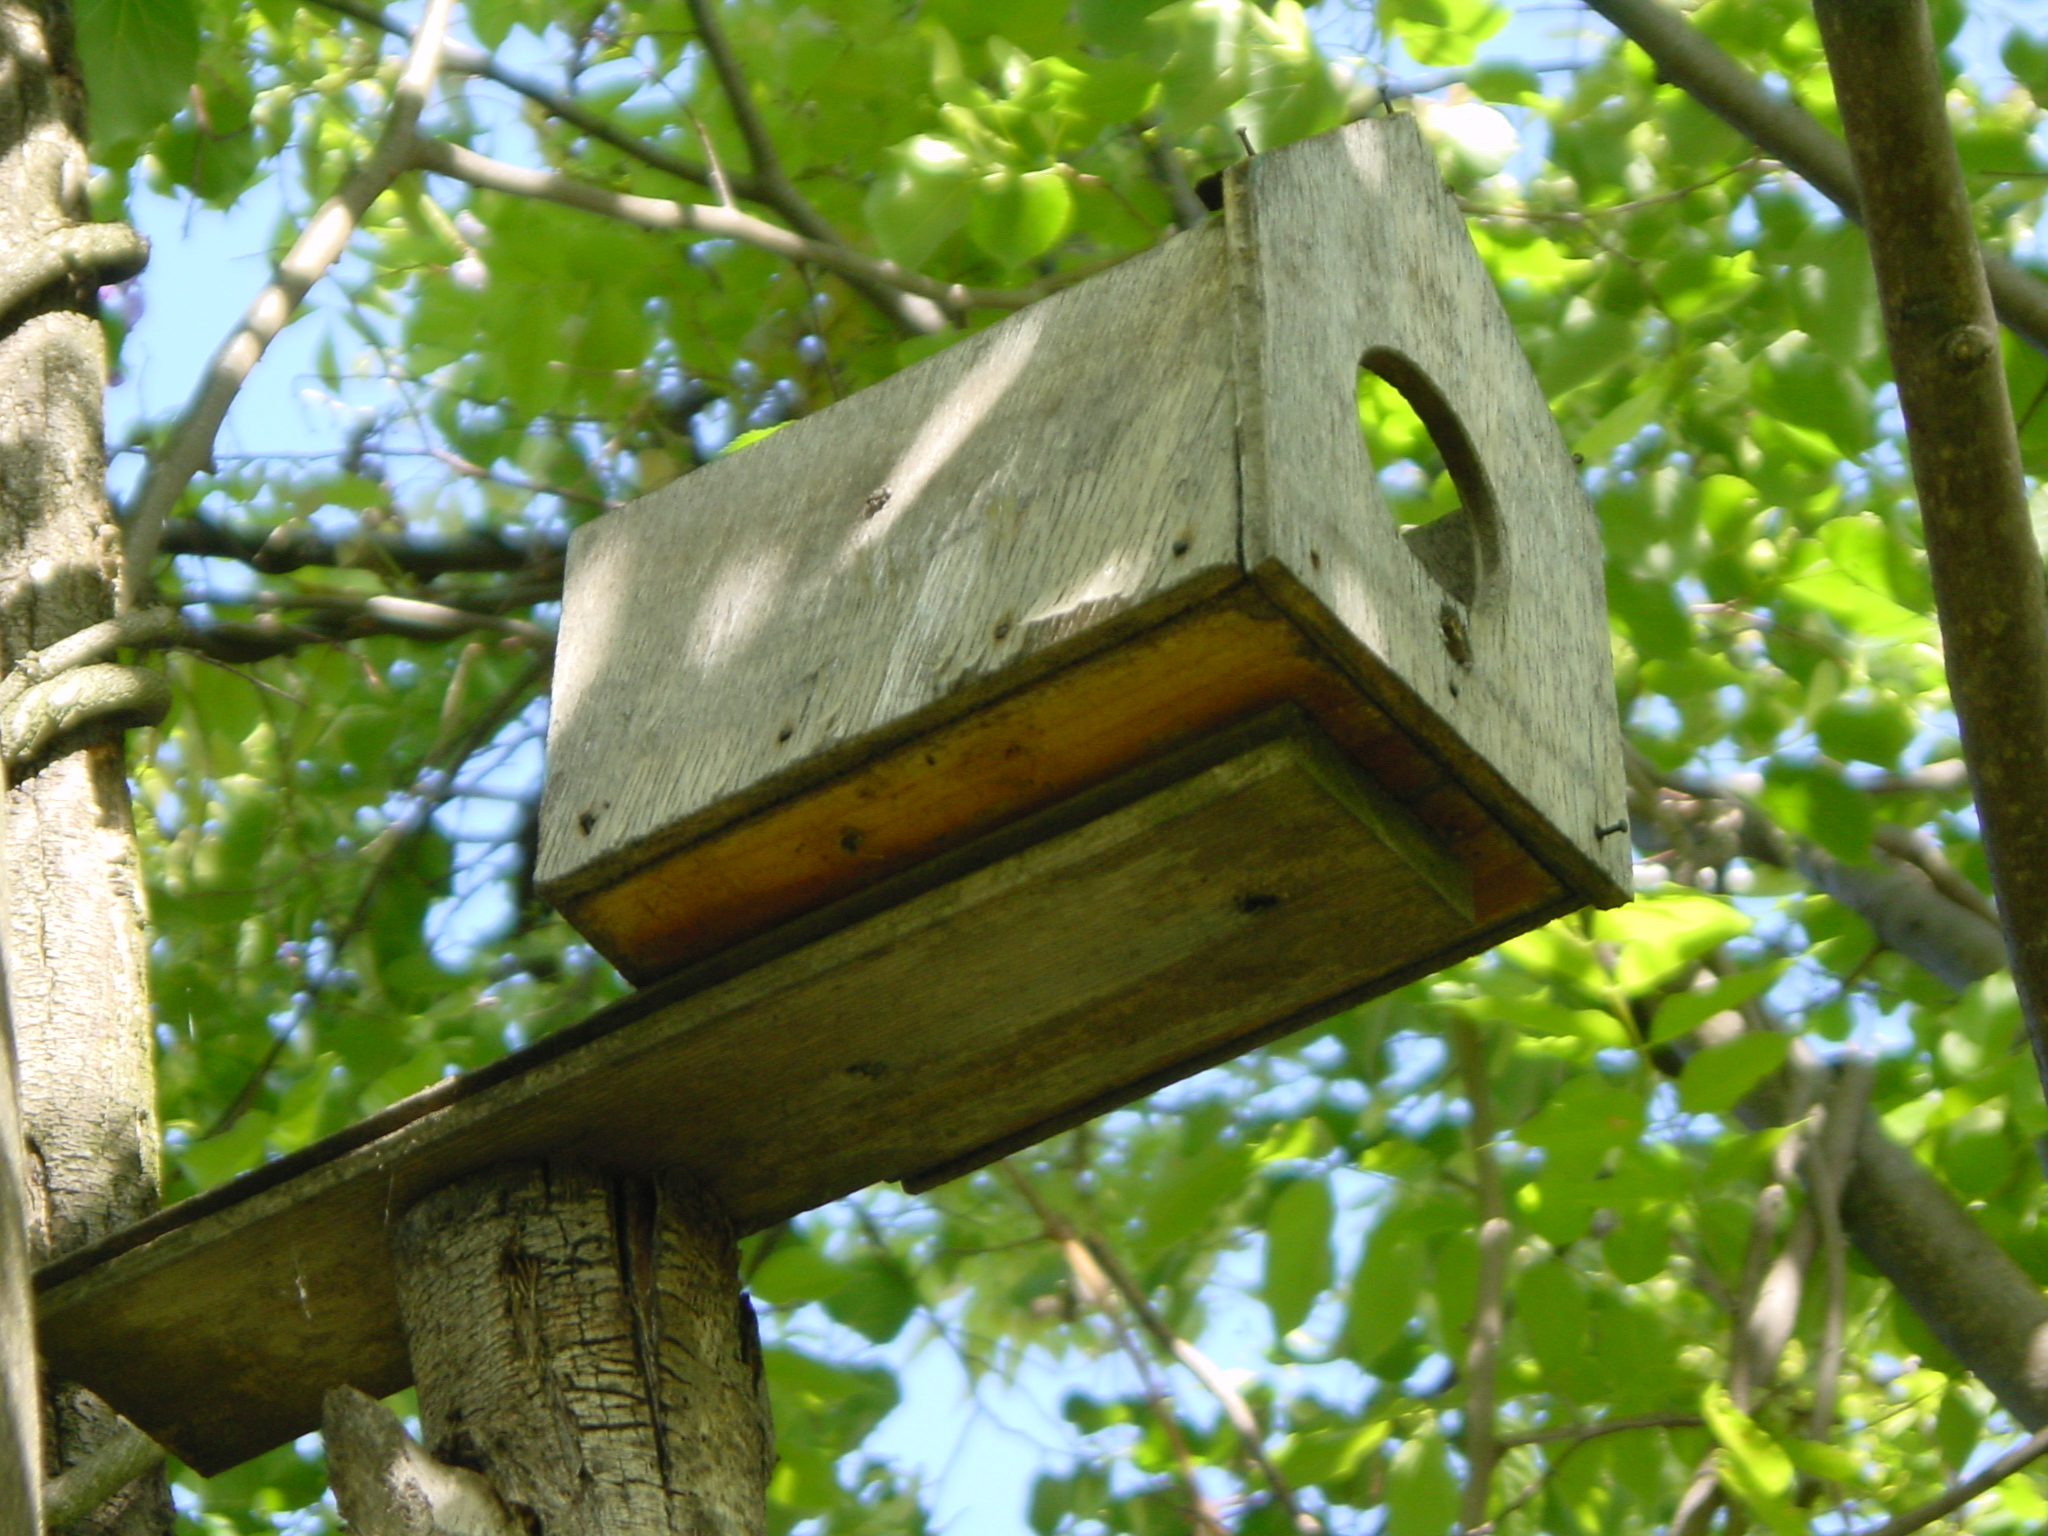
[385,1163,775,1536]
[0,4,165,1531]
[0,818,40,1536]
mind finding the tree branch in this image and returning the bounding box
[1581,0,2048,354]
[1495,1412,1702,1450]
[1000,1163,1319,1534]
[40,1420,162,1536]
[678,0,952,332]
[120,0,460,604]
[1849,1422,2048,1536]
[0,221,147,319]
[999,1165,1228,1535]
[308,0,729,193]
[1806,1060,1873,1439]
[160,515,567,579]
[1450,1020,1509,1533]
[1812,0,2048,1099]
[412,138,1107,319]
[323,1385,521,1536]
[1630,755,2009,991]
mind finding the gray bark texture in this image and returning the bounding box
[389,1163,776,1536]
[0,3,165,1530]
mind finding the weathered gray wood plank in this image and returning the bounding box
[1228,116,1631,901]
[540,218,1239,908]
[39,714,1535,1476]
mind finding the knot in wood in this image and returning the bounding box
[1938,323,1995,373]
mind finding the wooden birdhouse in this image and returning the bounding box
[31,116,1631,1479]
[536,114,1631,1167]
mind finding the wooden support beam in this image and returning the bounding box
[327,1165,771,1536]
[34,700,1573,1475]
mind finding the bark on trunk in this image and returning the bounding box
[0,4,165,1530]
[386,1163,775,1536]
[0,813,39,1536]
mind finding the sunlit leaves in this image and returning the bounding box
[968,168,1073,266]
[77,0,201,145]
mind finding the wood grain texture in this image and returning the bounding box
[540,218,1238,906]
[1226,117,1631,903]
[539,115,1625,986]
[559,586,1558,980]
[37,715,1534,1475]
[390,1166,771,1536]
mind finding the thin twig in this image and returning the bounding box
[1450,1021,1510,1534]
[677,0,946,332]
[1459,156,1763,223]
[1001,1162,1319,1534]
[121,0,459,604]
[1496,1411,1704,1449]
[682,0,786,199]
[412,139,1113,317]
[308,0,728,191]
[999,1166,1228,1535]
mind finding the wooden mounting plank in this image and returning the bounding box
[35,704,1570,1476]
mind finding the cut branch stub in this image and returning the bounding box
[387,1163,774,1536]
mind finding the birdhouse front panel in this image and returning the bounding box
[540,113,1629,1075]
[1230,124,1629,912]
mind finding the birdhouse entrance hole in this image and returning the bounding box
[1358,347,1496,608]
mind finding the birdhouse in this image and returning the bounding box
[30,117,1633,1478]
[537,114,1631,1153]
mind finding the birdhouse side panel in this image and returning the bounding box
[539,222,1242,907]
[1232,117,1629,903]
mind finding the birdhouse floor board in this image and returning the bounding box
[34,711,1546,1477]
[561,582,1571,984]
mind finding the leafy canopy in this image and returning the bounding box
[75,0,2048,1531]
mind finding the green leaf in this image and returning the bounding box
[1651,963,1786,1044]
[749,1243,856,1307]
[1752,342,1875,456]
[1343,1222,1424,1365]
[1814,698,1917,768]
[1602,1213,1671,1283]
[2004,28,2048,102]
[1781,568,1930,643]
[1142,1140,1252,1253]
[1263,1175,1334,1336]
[821,1255,919,1343]
[723,423,793,456]
[1759,760,1875,863]
[1517,1261,1598,1398]
[1780,1435,1862,1484]
[77,0,200,144]
[1378,0,1507,65]
[1383,1431,1459,1536]
[1577,383,1666,462]
[1700,1384,1805,1536]
[967,168,1073,267]
[1678,1032,1792,1116]
[866,136,977,269]
[1592,891,1751,992]
[177,1109,270,1189]
[1520,1075,1646,1156]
